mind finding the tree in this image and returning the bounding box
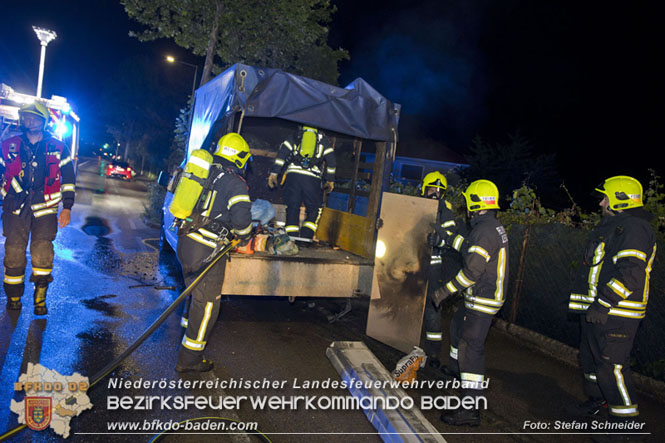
[462,132,561,206]
[167,104,190,170]
[121,0,348,85]
[102,56,182,173]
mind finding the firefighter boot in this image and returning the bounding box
[439,365,460,382]
[441,408,481,427]
[565,397,607,418]
[427,356,441,370]
[4,281,24,310]
[33,283,49,315]
[175,356,214,373]
[6,296,22,311]
[591,416,646,443]
[442,387,482,426]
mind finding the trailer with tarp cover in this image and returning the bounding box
[161,64,437,352]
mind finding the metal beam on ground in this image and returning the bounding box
[326,341,446,443]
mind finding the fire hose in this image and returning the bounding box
[0,239,250,441]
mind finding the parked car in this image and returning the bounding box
[105,161,132,180]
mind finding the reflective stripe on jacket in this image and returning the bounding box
[569,216,614,313]
[184,163,252,249]
[570,210,656,319]
[442,212,509,315]
[1,134,76,211]
[270,133,336,181]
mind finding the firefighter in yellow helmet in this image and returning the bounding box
[567,176,655,424]
[1,102,76,314]
[267,126,336,242]
[421,172,464,370]
[429,179,509,426]
[175,133,253,373]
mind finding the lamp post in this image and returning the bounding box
[33,26,57,98]
[166,56,199,101]
[166,56,200,143]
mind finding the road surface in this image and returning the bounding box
[0,159,661,442]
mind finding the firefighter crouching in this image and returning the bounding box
[429,179,509,426]
[267,125,335,241]
[1,102,75,315]
[422,171,464,370]
[567,176,656,425]
[175,133,253,373]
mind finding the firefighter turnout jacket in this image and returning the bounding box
[176,160,252,366]
[1,134,75,216]
[270,132,336,181]
[430,199,464,266]
[569,208,656,320]
[424,199,465,354]
[181,162,252,249]
[433,211,509,315]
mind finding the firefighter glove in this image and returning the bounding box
[586,301,610,325]
[2,194,17,212]
[268,173,279,189]
[428,286,449,309]
[2,191,28,212]
[427,231,441,247]
[323,181,335,193]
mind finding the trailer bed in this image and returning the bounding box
[222,244,374,298]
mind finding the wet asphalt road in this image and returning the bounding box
[0,159,663,442]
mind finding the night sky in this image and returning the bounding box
[1,1,662,204]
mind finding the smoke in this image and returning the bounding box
[338,1,490,147]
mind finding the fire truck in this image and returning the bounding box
[0,83,80,164]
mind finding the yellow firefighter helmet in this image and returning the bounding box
[19,102,50,129]
[213,133,251,169]
[421,171,448,197]
[595,175,643,210]
[463,179,500,212]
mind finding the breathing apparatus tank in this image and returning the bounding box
[296,126,318,168]
[168,149,214,220]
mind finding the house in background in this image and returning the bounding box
[328,152,468,217]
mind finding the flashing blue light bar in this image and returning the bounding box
[53,119,72,138]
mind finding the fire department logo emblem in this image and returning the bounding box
[25,397,52,431]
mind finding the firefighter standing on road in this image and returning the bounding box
[175,133,253,373]
[422,171,464,369]
[567,176,655,425]
[1,102,75,315]
[268,126,335,241]
[430,179,509,426]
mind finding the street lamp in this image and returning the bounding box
[33,26,57,98]
[165,55,199,100]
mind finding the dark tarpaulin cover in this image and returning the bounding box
[187,64,400,155]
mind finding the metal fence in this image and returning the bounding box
[498,223,665,381]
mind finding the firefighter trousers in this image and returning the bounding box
[424,248,462,357]
[423,299,442,357]
[283,173,322,239]
[2,208,57,301]
[448,304,493,396]
[581,315,640,417]
[579,317,603,399]
[176,235,226,366]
